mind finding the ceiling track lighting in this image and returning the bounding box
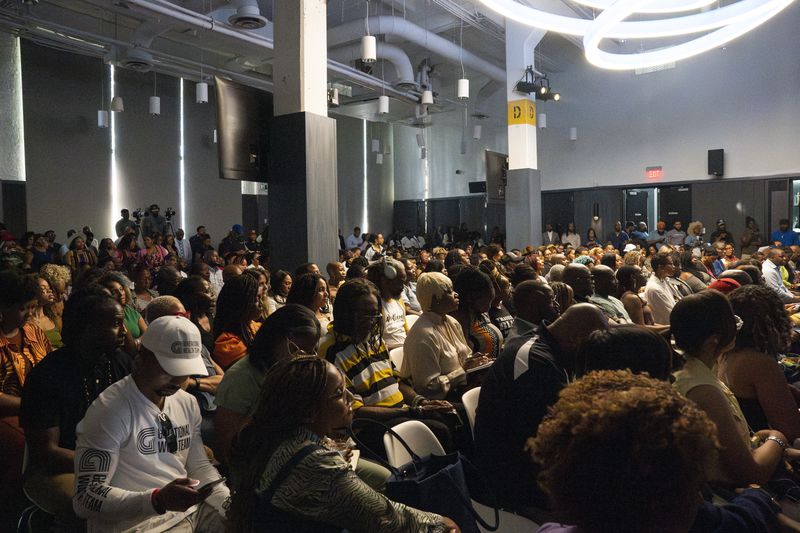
[515,66,561,101]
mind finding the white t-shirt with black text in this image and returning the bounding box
[382,298,408,350]
[73,375,228,533]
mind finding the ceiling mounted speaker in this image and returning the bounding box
[228,5,268,29]
[196,82,209,104]
[361,35,377,63]
[378,95,389,114]
[457,78,469,100]
[120,48,154,72]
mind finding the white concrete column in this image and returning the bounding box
[505,23,545,170]
[505,22,546,249]
[272,0,328,117]
[0,34,26,182]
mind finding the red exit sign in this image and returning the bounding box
[646,166,663,180]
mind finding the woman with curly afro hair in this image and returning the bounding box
[531,370,781,533]
[719,284,800,441]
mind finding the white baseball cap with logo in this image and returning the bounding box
[141,315,208,377]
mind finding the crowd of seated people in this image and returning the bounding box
[5,211,800,532]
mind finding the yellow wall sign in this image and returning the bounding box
[507,99,536,126]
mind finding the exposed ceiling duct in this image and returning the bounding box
[327,16,505,83]
[328,41,416,89]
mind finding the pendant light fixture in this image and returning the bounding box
[97,58,108,128]
[149,71,161,116]
[421,89,434,105]
[196,50,208,103]
[457,20,469,100]
[110,16,124,112]
[361,1,376,63]
[538,113,547,129]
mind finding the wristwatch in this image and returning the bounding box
[193,377,201,390]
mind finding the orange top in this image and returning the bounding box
[0,323,53,397]
[213,321,262,370]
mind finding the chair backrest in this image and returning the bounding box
[383,419,446,468]
[461,386,481,438]
[405,314,419,329]
[388,347,404,370]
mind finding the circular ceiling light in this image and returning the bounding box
[477,0,794,70]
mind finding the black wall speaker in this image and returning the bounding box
[468,181,487,194]
[708,149,724,177]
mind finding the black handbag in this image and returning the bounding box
[349,420,499,533]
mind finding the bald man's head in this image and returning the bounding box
[547,303,609,357]
[591,265,617,298]
[514,280,559,325]
[563,264,594,302]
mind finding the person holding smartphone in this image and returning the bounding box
[73,316,228,533]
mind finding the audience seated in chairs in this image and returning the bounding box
[533,370,783,533]
[20,287,131,530]
[212,274,262,370]
[399,272,488,402]
[366,258,409,351]
[72,315,228,532]
[0,270,52,530]
[214,304,320,465]
[720,285,800,441]
[450,266,503,358]
[227,355,460,533]
[319,279,456,454]
[474,303,607,515]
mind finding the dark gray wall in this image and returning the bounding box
[21,42,241,242]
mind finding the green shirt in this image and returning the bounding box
[215,355,264,415]
[123,305,142,339]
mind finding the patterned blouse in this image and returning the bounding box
[257,428,448,533]
[468,312,503,357]
[0,323,52,397]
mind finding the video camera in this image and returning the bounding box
[164,208,176,221]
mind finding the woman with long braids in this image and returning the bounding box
[319,279,455,452]
[212,274,263,370]
[227,356,459,533]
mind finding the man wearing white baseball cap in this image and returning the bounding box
[73,316,228,533]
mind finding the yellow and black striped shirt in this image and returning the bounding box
[319,332,404,411]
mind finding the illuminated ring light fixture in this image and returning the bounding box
[477,0,795,70]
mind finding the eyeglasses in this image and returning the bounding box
[287,339,318,357]
[734,314,743,331]
[157,412,178,453]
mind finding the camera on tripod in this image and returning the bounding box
[131,208,145,226]
[164,208,176,221]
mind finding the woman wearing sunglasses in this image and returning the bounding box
[227,356,460,533]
